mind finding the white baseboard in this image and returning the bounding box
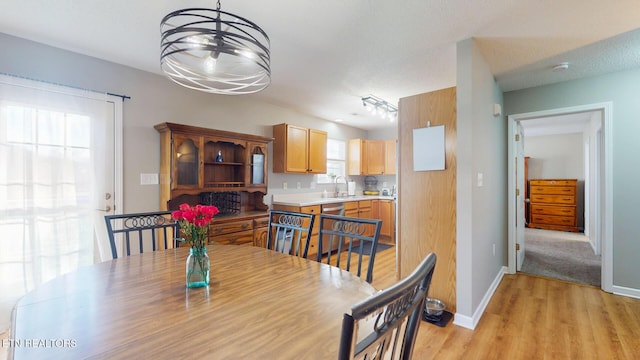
[612,285,640,299]
[453,266,507,330]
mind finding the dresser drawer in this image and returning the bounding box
[530,204,575,217]
[530,214,576,226]
[253,216,270,228]
[530,194,576,205]
[530,179,576,186]
[210,219,253,236]
[209,229,254,245]
[530,186,575,195]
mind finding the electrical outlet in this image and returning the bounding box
[492,243,496,256]
[297,182,301,189]
[283,182,288,190]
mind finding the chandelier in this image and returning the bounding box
[362,95,398,121]
[160,0,271,95]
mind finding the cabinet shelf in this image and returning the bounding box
[205,181,245,187]
[204,161,244,166]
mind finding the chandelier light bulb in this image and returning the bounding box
[204,56,217,74]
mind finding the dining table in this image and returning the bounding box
[9,244,377,359]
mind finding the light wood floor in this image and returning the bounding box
[371,246,640,359]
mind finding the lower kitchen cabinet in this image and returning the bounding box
[345,201,359,218]
[271,204,320,259]
[377,200,395,243]
[357,200,372,219]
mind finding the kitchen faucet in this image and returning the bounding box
[334,175,348,197]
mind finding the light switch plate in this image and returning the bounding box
[477,172,483,187]
[140,173,159,185]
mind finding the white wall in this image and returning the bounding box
[525,133,584,179]
[0,32,368,212]
[456,38,507,327]
[504,67,640,291]
[524,132,585,229]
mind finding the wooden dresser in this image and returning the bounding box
[528,179,579,232]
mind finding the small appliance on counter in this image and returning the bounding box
[363,176,379,195]
[380,182,390,196]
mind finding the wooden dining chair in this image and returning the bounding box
[338,253,437,360]
[105,211,181,259]
[317,213,382,283]
[266,210,316,258]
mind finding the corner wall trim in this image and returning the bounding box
[453,266,507,330]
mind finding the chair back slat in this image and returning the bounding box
[105,211,180,259]
[266,210,315,258]
[338,253,437,360]
[317,214,382,283]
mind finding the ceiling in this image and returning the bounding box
[520,112,594,137]
[1,1,639,131]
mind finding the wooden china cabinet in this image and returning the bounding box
[155,122,272,246]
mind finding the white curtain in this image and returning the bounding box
[0,75,118,331]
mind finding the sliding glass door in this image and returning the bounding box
[0,75,121,331]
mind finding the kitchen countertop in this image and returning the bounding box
[271,192,396,207]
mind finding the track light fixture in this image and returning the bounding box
[361,95,398,121]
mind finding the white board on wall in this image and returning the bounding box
[413,125,445,171]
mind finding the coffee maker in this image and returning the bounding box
[363,176,379,195]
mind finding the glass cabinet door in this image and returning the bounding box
[173,134,201,188]
[249,143,267,186]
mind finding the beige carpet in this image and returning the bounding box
[520,228,601,286]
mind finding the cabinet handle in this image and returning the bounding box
[242,223,249,230]
[214,227,224,233]
[229,237,237,243]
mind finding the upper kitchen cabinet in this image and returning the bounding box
[155,123,273,208]
[273,123,327,174]
[384,139,397,175]
[348,139,396,176]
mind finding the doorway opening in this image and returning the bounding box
[521,113,601,286]
[507,103,613,293]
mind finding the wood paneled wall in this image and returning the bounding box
[397,87,457,312]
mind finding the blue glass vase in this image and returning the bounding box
[186,246,210,288]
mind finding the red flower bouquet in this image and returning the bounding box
[172,203,220,249]
[172,203,219,288]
